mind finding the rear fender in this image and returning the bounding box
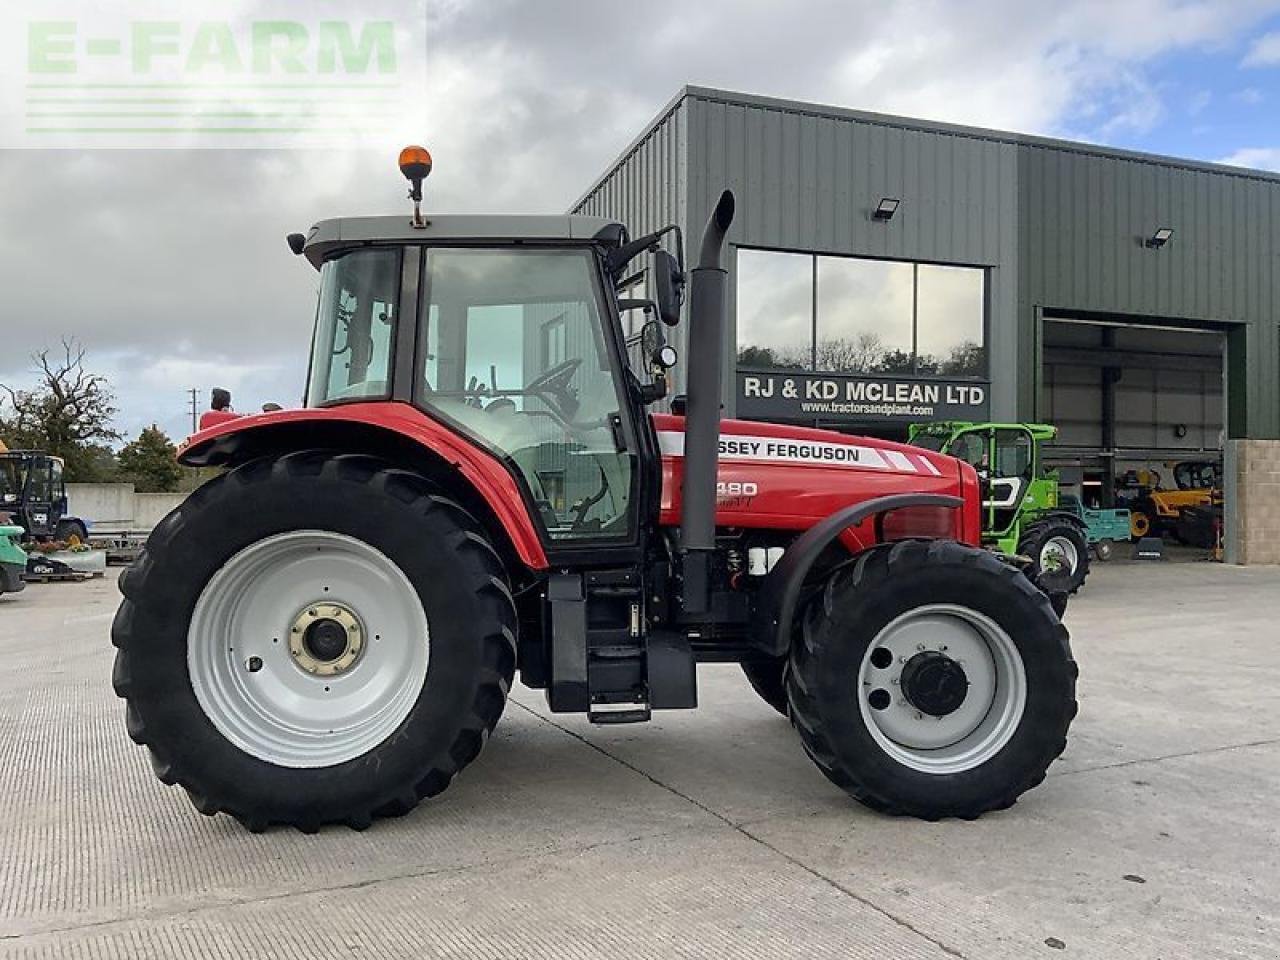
[752,493,963,657]
[177,403,548,571]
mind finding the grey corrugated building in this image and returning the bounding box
[573,85,1280,561]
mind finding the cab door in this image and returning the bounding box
[22,457,56,538]
[412,245,644,564]
[47,458,69,531]
[948,428,1034,535]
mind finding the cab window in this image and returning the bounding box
[951,432,987,469]
[419,248,634,542]
[993,429,1033,480]
[307,249,400,405]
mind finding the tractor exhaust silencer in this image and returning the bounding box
[679,189,735,613]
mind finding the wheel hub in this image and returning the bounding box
[304,619,349,661]
[1040,535,1078,575]
[900,651,969,717]
[289,603,364,676]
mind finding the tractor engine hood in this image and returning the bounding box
[652,413,981,549]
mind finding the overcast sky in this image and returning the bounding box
[3,0,1280,441]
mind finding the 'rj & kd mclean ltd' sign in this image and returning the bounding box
[736,370,990,422]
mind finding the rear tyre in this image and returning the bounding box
[1094,539,1113,562]
[741,658,789,717]
[112,452,517,831]
[787,539,1076,820]
[1020,520,1089,595]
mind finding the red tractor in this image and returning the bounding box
[112,149,1076,832]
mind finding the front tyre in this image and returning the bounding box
[1020,520,1089,595]
[111,452,517,832]
[55,518,89,545]
[787,539,1076,820]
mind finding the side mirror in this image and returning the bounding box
[652,249,684,326]
[641,320,678,370]
[637,320,677,404]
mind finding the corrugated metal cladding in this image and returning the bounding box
[1017,145,1280,434]
[573,86,1280,438]
[573,99,688,246]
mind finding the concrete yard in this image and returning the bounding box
[1,563,1277,959]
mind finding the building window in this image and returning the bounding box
[736,248,986,377]
[916,264,985,376]
[736,249,814,369]
[816,257,914,372]
[542,314,567,367]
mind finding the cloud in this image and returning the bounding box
[2,0,1277,439]
[1233,86,1265,103]
[1241,29,1280,65]
[1217,147,1280,171]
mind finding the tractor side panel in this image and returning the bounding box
[651,414,977,547]
[177,403,549,569]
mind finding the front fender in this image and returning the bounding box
[178,402,549,570]
[751,493,964,657]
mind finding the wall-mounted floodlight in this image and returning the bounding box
[1146,227,1174,248]
[873,197,900,221]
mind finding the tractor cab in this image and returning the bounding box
[1173,460,1221,493]
[303,236,649,544]
[909,421,1088,595]
[909,422,1059,539]
[0,451,79,542]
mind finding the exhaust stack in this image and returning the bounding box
[679,190,735,613]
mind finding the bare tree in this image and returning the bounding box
[0,340,120,478]
[812,332,884,372]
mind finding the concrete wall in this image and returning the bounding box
[66,483,184,534]
[1231,440,1280,564]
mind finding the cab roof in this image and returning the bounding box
[302,214,623,268]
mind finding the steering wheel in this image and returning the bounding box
[525,358,581,397]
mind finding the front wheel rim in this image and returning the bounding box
[1040,535,1079,576]
[856,604,1027,774]
[188,530,430,769]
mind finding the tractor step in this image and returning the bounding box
[546,571,697,717]
[588,704,652,724]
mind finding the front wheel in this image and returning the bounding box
[787,539,1077,820]
[55,518,88,545]
[1130,510,1151,540]
[1020,520,1089,595]
[112,452,517,832]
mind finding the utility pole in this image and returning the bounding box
[188,388,199,435]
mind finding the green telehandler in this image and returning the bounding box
[908,421,1090,595]
[0,521,26,597]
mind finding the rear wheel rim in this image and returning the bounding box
[856,604,1027,774]
[1040,535,1079,576]
[187,530,429,768]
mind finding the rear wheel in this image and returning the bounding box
[787,539,1076,820]
[112,452,517,831]
[741,658,788,717]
